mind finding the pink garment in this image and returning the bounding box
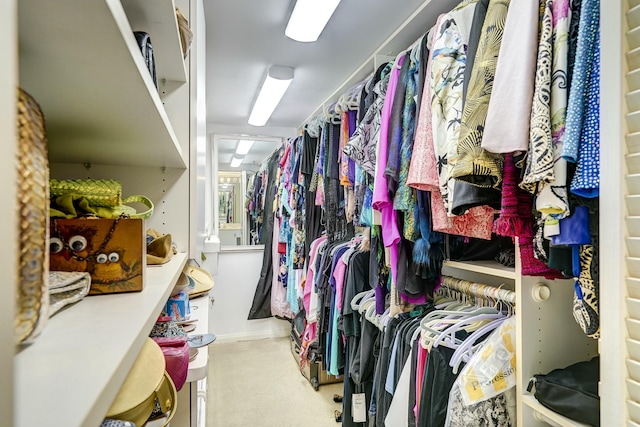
[314,177,325,207]
[408,20,495,241]
[414,346,428,421]
[304,236,327,322]
[431,192,495,240]
[408,16,442,194]
[373,53,404,285]
[333,255,348,312]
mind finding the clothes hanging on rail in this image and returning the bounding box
[249,5,602,418]
[248,147,282,320]
[450,0,510,189]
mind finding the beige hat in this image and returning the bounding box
[183,264,214,298]
[106,338,177,426]
[146,229,176,265]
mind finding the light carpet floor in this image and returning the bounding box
[207,337,344,427]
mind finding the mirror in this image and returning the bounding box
[214,135,282,247]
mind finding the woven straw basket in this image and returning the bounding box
[15,88,50,344]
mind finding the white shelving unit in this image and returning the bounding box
[121,0,189,97]
[521,395,591,427]
[11,0,203,425]
[443,259,516,280]
[443,251,597,426]
[172,292,212,427]
[186,294,211,382]
[15,253,188,427]
[18,0,186,168]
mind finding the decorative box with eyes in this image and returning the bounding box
[49,217,145,295]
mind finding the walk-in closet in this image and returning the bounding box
[0,0,632,426]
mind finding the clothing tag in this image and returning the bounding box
[352,393,367,423]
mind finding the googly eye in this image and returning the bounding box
[108,252,120,263]
[96,253,108,264]
[50,237,63,254]
[69,235,87,252]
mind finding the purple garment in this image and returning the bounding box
[372,54,406,314]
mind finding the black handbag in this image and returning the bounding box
[134,31,158,89]
[528,357,600,426]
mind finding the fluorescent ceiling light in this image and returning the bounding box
[285,0,341,42]
[230,156,243,168]
[248,65,294,127]
[235,140,255,155]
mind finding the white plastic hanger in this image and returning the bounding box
[449,317,509,374]
[351,289,375,312]
[432,312,506,350]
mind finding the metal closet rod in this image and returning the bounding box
[440,276,516,305]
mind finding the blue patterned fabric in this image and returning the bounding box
[570,29,600,198]
[562,0,599,165]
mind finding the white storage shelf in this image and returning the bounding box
[15,253,188,427]
[121,0,189,96]
[442,259,516,280]
[522,394,591,427]
[18,0,187,169]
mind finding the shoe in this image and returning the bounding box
[333,394,343,403]
[187,333,217,348]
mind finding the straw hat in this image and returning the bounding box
[106,338,177,426]
[183,264,214,298]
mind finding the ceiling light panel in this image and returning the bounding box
[235,140,255,155]
[230,156,243,168]
[248,65,294,127]
[285,0,341,42]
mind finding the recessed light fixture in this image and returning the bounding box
[230,156,243,168]
[248,65,294,127]
[235,140,255,156]
[285,0,341,42]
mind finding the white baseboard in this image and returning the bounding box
[214,327,290,344]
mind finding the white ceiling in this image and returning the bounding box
[204,0,459,138]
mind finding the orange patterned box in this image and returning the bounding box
[49,217,145,295]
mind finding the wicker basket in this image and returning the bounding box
[15,88,50,344]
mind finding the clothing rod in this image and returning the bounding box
[440,276,516,305]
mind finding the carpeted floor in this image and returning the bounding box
[207,337,344,426]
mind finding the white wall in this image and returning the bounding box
[204,248,290,342]
[189,0,208,260]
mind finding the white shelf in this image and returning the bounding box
[522,394,591,427]
[442,260,516,280]
[17,0,187,169]
[14,252,188,427]
[186,293,211,382]
[121,0,189,96]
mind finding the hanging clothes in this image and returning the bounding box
[535,0,573,237]
[521,1,555,195]
[372,52,404,296]
[429,0,478,213]
[302,131,324,261]
[408,14,495,241]
[481,0,538,154]
[248,147,283,319]
[450,0,510,189]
